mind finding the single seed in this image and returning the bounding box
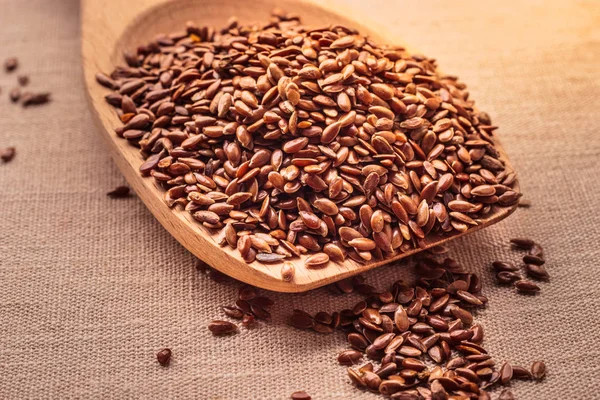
[500,361,513,384]
[492,261,519,272]
[338,350,363,365]
[1,147,16,163]
[21,92,50,106]
[289,310,314,330]
[510,238,535,249]
[208,320,238,335]
[499,389,515,400]
[512,365,533,380]
[18,75,29,86]
[394,306,410,332]
[523,254,545,265]
[305,253,329,267]
[525,263,550,280]
[290,391,311,400]
[222,306,243,319]
[156,348,171,366]
[496,271,521,284]
[106,185,131,198]
[4,57,18,72]
[531,361,546,380]
[515,280,541,293]
[281,262,295,281]
[9,87,21,102]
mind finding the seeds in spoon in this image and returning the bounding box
[281,262,295,282]
[97,11,517,272]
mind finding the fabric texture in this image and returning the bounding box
[1,0,599,398]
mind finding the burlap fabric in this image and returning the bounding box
[1,0,599,398]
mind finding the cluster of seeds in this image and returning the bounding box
[96,10,519,270]
[493,238,548,294]
[1,56,52,167]
[207,275,275,336]
[289,248,546,399]
[3,57,50,106]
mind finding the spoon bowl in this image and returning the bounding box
[82,0,519,292]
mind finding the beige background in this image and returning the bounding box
[1,0,599,398]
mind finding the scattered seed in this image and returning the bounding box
[518,198,531,208]
[4,57,18,72]
[21,92,50,106]
[531,361,546,380]
[107,186,130,198]
[156,348,171,366]
[1,147,16,163]
[18,75,29,86]
[510,238,535,249]
[499,389,515,400]
[515,280,541,293]
[496,271,521,284]
[530,243,544,257]
[492,261,519,272]
[208,320,238,335]
[499,361,513,384]
[512,365,533,380]
[289,311,314,330]
[338,349,363,366]
[9,87,20,102]
[290,391,311,400]
[242,313,255,327]
[222,305,244,319]
[523,254,545,265]
[525,263,550,280]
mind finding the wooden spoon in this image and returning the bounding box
[81,0,519,292]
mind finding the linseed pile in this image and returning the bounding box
[288,249,547,399]
[199,245,548,399]
[96,11,519,271]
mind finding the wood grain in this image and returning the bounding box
[81,0,519,292]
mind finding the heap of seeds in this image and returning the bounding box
[97,10,519,269]
[290,249,546,398]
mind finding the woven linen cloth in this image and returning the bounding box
[1,0,599,398]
